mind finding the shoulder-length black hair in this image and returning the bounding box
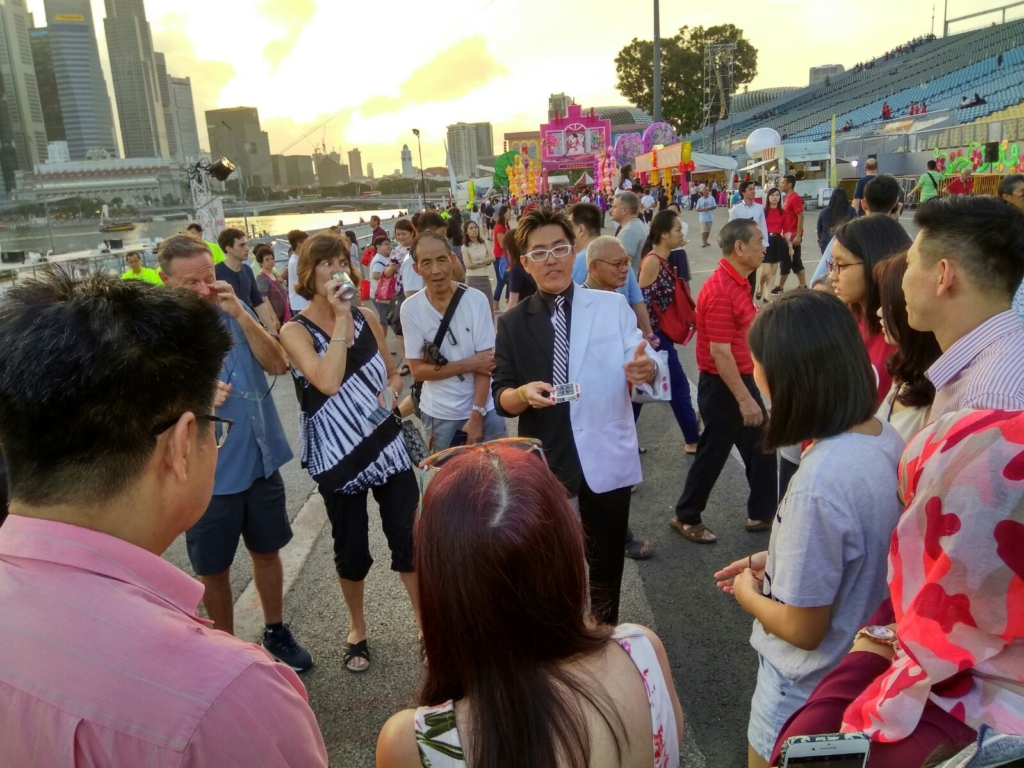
[832,215,912,335]
[749,291,877,451]
[875,251,941,408]
[642,209,679,254]
[825,188,854,232]
[764,187,782,209]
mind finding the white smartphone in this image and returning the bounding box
[780,733,870,767]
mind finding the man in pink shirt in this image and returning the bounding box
[0,270,327,766]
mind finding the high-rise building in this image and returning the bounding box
[0,0,48,186]
[809,64,844,86]
[153,51,177,161]
[28,27,65,143]
[104,0,169,158]
[271,154,315,188]
[401,143,414,178]
[366,162,374,179]
[205,106,272,188]
[169,76,200,163]
[40,0,117,160]
[347,147,362,179]
[548,92,572,119]
[446,122,492,178]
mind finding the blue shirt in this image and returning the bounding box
[214,306,293,495]
[811,237,835,285]
[572,249,643,305]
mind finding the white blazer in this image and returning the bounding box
[567,286,667,494]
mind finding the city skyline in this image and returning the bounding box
[21,0,998,173]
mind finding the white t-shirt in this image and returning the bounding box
[400,287,495,420]
[751,423,905,684]
[400,253,424,294]
[641,194,656,211]
[288,252,309,312]
[369,253,389,297]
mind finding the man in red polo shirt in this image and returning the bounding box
[775,174,806,293]
[670,218,777,544]
[944,167,974,196]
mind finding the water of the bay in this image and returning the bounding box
[0,207,410,255]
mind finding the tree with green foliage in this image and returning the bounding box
[615,24,758,135]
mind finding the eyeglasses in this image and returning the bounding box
[152,414,234,449]
[523,244,573,262]
[826,259,863,276]
[593,258,632,270]
[420,437,547,471]
[224,359,276,401]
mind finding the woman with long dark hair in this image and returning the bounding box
[462,219,495,309]
[716,291,904,768]
[279,232,420,675]
[816,189,856,253]
[638,210,700,453]
[618,163,634,191]
[377,442,684,768]
[757,188,786,302]
[491,206,512,306]
[504,228,536,311]
[873,252,941,441]
[828,216,911,405]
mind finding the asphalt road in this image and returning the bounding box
[161,205,923,767]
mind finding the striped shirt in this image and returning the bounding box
[696,259,757,375]
[928,310,1024,419]
[0,515,328,767]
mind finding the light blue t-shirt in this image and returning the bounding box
[750,423,905,684]
[572,249,643,305]
[811,237,835,285]
[1014,280,1024,326]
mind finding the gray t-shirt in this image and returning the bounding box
[750,422,905,684]
[617,217,649,272]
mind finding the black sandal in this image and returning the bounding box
[343,639,371,673]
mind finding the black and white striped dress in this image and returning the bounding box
[290,309,411,494]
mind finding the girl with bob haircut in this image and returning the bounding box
[714,291,905,768]
[873,251,942,441]
[377,443,684,768]
[828,215,911,405]
[280,232,420,675]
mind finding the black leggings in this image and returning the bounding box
[320,469,417,581]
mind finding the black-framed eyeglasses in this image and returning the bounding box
[152,415,234,449]
[826,258,863,276]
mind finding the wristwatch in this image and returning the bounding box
[854,625,898,650]
[471,405,487,417]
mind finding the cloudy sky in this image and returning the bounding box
[29,0,995,173]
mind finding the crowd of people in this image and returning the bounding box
[2,156,1024,768]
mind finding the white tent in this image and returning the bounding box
[573,173,595,187]
[548,175,571,187]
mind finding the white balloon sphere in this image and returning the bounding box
[746,127,782,157]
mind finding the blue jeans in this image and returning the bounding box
[492,260,508,302]
[420,408,508,451]
[632,329,700,445]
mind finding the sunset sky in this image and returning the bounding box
[28,0,1002,172]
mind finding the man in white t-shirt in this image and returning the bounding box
[640,190,656,223]
[286,229,309,313]
[400,232,507,450]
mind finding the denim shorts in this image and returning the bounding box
[748,654,821,761]
[420,408,508,451]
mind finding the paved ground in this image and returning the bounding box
[162,205,923,767]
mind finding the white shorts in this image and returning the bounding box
[747,655,821,760]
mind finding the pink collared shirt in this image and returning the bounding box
[0,515,328,767]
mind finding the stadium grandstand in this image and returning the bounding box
[730,87,801,116]
[686,17,1024,154]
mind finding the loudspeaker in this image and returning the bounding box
[985,142,1000,163]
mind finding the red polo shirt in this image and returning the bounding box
[782,191,804,237]
[944,176,974,195]
[696,259,757,375]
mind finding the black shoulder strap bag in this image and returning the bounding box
[411,285,466,417]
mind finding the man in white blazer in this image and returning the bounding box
[492,207,666,624]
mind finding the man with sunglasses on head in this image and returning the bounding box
[401,232,506,450]
[159,234,313,672]
[492,208,666,625]
[0,270,327,766]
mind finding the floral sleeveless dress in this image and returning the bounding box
[413,623,679,767]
